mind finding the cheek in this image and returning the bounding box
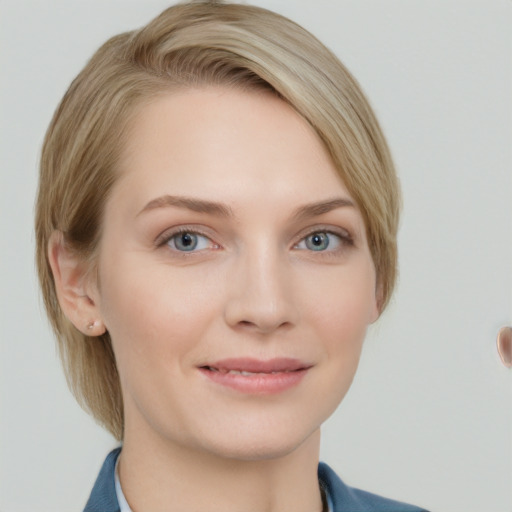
[306,262,377,333]
[97,254,220,372]
[303,263,376,371]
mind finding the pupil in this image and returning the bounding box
[181,234,193,246]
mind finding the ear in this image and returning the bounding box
[369,281,384,324]
[369,297,380,325]
[48,231,106,336]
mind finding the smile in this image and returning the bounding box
[206,368,295,376]
[198,358,311,394]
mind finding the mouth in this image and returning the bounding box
[198,358,311,394]
[203,368,297,376]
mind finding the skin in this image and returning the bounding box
[50,86,379,512]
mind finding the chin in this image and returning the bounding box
[214,440,300,462]
[190,422,321,463]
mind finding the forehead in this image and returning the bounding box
[112,86,351,214]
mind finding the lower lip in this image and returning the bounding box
[199,367,309,394]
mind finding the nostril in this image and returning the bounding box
[232,317,293,335]
[223,279,299,333]
[236,319,268,331]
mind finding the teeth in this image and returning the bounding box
[226,369,290,376]
[205,366,295,375]
[228,370,256,376]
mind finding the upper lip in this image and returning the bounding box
[200,357,311,373]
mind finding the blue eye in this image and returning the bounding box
[167,231,211,252]
[305,232,330,251]
[296,231,343,252]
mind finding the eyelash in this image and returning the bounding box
[155,226,354,255]
[293,228,353,253]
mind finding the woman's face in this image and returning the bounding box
[93,87,378,460]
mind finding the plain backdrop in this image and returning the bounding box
[1,1,511,511]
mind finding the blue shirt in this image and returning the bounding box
[84,448,428,512]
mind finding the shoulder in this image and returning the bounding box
[83,447,121,512]
[318,462,429,512]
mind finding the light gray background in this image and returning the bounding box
[1,1,511,511]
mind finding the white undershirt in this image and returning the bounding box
[114,457,333,512]
[114,457,132,512]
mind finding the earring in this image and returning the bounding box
[86,320,103,333]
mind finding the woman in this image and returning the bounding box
[35,2,428,511]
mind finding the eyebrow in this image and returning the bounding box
[291,197,355,221]
[137,195,355,219]
[138,195,234,217]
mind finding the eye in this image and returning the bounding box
[295,231,344,252]
[165,231,213,252]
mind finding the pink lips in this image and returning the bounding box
[198,358,311,394]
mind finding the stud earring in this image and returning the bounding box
[86,320,102,331]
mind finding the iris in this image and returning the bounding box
[305,232,330,251]
[173,232,198,251]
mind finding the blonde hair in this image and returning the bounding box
[36,1,400,440]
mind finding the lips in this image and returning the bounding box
[202,357,308,373]
[198,358,311,394]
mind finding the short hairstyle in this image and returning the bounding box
[36,0,400,440]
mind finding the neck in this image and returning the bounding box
[119,427,324,512]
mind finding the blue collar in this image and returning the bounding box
[84,448,121,512]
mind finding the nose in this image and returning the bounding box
[223,247,299,335]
